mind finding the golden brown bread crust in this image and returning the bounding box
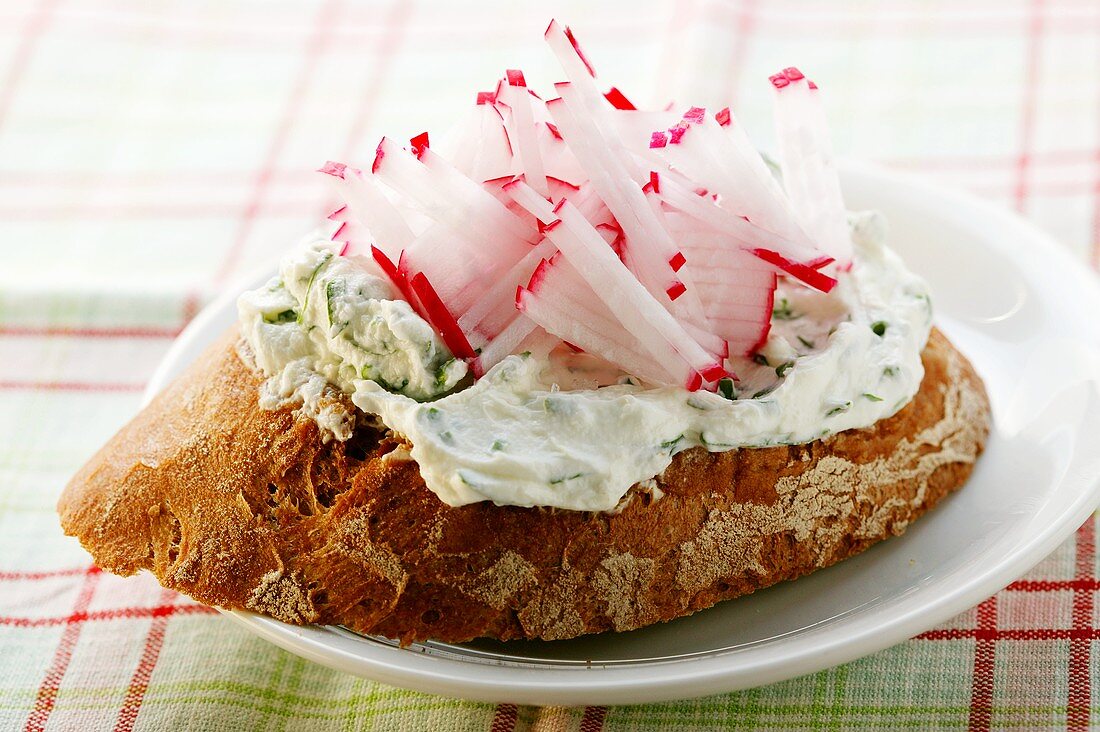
[58,328,990,643]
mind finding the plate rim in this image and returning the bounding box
[144,161,1100,705]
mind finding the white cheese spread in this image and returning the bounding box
[239,211,932,512]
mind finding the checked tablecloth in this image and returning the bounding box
[1,0,1099,729]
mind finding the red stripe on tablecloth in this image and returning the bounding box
[0,290,198,342]
[213,0,342,285]
[0,381,145,393]
[1008,578,1100,592]
[580,705,608,731]
[0,603,215,628]
[339,0,412,160]
[1013,0,1045,213]
[112,589,177,732]
[0,326,181,339]
[1067,518,1094,730]
[489,703,518,732]
[23,566,101,732]
[917,627,1100,641]
[0,567,91,581]
[0,0,56,134]
[967,596,997,732]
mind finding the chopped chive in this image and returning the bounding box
[871,321,888,337]
[550,472,585,485]
[753,384,778,399]
[435,358,457,388]
[825,401,852,417]
[753,353,770,366]
[660,434,684,451]
[775,361,794,378]
[717,377,737,400]
[883,365,900,377]
[457,470,482,488]
[772,297,800,320]
[263,309,297,324]
[797,335,815,349]
[325,278,347,327]
[491,439,505,451]
[700,433,736,448]
[863,392,884,402]
[297,251,333,324]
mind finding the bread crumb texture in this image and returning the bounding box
[58,328,990,643]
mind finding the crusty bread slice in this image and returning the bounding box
[58,328,990,644]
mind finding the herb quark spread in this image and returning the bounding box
[238,211,932,512]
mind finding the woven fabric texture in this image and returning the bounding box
[1,0,1098,729]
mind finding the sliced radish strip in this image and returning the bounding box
[653,172,836,292]
[498,71,550,197]
[604,87,636,110]
[518,259,693,387]
[470,312,540,377]
[458,238,556,337]
[545,20,597,79]
[370,245,419,305]
[531,198,724,383]
[519,287,687,387]
[646,116,815,254]
[771,68,852,265]
[408,272,477,360]
[322,164,415,260]
[547,90,709,327]
[752,247,839,293]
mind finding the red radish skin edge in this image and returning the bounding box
[546,21,597,77]
[318,161,347,178]
[477,91,495,105]
[700,363,728,383]
[547,175,581,191]
[683,106,705,124]
[337,242,351,257]
[409,272,478,360]
[650,131,668,148]
[715,107,731,127]
[370,246,419,307]
[506,69,526,87]
[326,205,347,221]
[666,282,687,301]
[545,122,563,140]
[331,222,348,241]
[748,283,777,354]
[604,87,636,110]
[371,141,385,174]
[649,171,661,193]
[668,251,686,271]
[410,132,430,158]
[752,248,838,293]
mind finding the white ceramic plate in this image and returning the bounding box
[145,162,1100,706]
